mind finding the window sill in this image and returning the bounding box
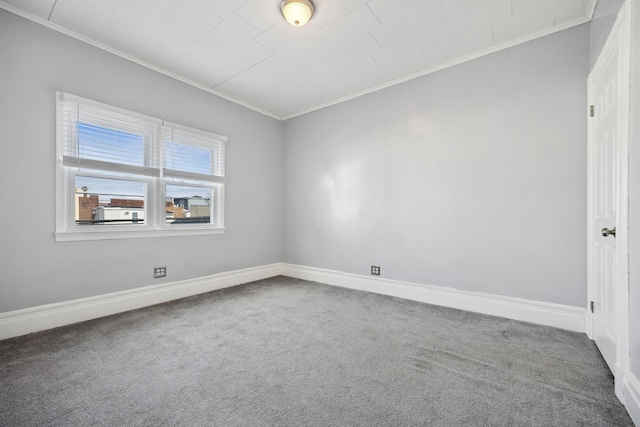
[55,227,225,242]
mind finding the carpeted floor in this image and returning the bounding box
[0,276,633,426]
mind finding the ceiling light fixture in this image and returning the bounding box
[280,0,315,27]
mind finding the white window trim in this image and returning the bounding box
[55,92,227,242]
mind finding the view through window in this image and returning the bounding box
[56,92,226,240]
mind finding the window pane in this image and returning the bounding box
[164,141,212,175]
[165,185,211,224]
[75,176,145,226]
[77,122,145,167]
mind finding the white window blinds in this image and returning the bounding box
[58,94,226,182]
[59,94,162,177]
[56,92,227,240]
[162,123,226,184]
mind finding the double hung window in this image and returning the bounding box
[55,92,226,241]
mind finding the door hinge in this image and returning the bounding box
[590,301,594,313]
[590,105,595,117]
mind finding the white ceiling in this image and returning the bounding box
[1,0,597,119]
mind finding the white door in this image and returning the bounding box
[589,44,618,373]
[587,3,630,397]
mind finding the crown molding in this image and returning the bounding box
[281,16,591,120]
[1,2,596,121]
[0,2,281,120]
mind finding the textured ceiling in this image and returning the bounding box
[1,0,597,119]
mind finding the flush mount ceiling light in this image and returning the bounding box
[280,0,315,27]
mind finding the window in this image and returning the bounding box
[55,92,226,241]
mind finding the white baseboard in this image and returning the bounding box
[624,372,640,426]
[2,262,634,420]
[0,262,588,340]
[281,264,586,333]
[0,263,281,341]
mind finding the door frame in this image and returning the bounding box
[586,0,631,401]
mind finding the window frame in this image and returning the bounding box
[55,92,227,242]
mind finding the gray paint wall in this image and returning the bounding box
[0,2,626,344]
[0,0,634,394]
[0,10,283,312]
[282,25,590,307]
[627,0,640,383]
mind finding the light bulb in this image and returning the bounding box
[281,0,315,27]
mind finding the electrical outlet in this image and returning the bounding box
[371,265,380,276]
[154,267,166,278]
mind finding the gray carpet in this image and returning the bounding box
[0,276,633,426]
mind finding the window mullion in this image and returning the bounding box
[157,125,169,230]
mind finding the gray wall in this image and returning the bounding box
[627,0,640,383]
[0,10,283,312]
[0,0,633,388]
[282,25,590,307]
[590,0,626,67]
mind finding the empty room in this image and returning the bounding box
[1,0,639,425]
